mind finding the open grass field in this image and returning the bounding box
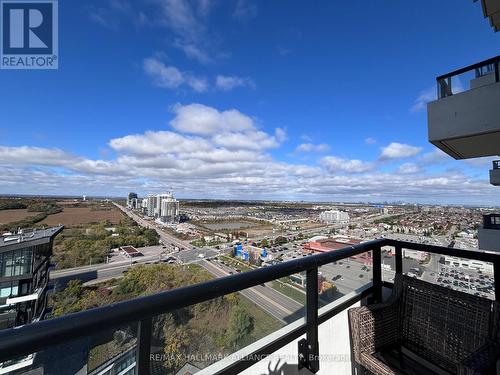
[40,207,124,226]
[0,209,33,225]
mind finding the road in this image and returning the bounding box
[113,202,194,250]
[50,249,173,288]
[200,259,303,324]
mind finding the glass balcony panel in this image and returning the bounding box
[319,256,372,302]
[0,322,138,375]
[147,285,297,374]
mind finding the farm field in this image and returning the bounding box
[40,207,124,226]
[0,209,33,225]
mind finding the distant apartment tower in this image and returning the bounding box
[159,192,179,223]
[319,210,350,224]
[144,194,155,217]
[126,192,139,209]
[0,226,63,330]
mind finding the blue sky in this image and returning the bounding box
[0,0,499,204]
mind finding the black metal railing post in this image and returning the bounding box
[494,262,500,302]
[372,247,382,303]
[495,60,499,83]
[395,245,403,275]
[137,318,152,375]
[298,267,319,373]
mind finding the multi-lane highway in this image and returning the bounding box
[200,259,303,324]
[50,247,172,288]
[113,202,194,251]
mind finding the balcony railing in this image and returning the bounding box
[0,238,499,374]
[436,55,500,99]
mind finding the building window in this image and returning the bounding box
[0,281,19,298]
[0,249,32,277]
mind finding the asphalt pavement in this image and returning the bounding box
[200,259,304,324]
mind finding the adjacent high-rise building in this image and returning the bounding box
[0,226,63,330]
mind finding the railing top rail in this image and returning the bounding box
[436,55,500,82]
[0,238,385,362]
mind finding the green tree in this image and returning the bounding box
[52,279,84,316]
[227,307,254,347]
[163,314,190,370]
[275,236,287,245]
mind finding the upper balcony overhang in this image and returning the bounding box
[480,0,500,32]
[427,56,500,159]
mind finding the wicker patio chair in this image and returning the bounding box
[349,274,499,375]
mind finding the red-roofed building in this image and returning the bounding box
[303,237,372,265]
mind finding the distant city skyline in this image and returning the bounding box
[0,1,499,205]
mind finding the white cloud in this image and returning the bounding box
[380,142,422,160]
[410,87,436,113]
[295,143,330,153]
[143,58,208,92]
[185,75,209,93]
[215,75,255,91]
[321,156,374,173]
[156,0,203,42]
[109,130,212,155]
[88,0,134,29]
[1,105,499,204]
[154,0,220,64]
[275,128,287,143]
[364,137,377,145]
[173,39,212,64]
[212,131,280,151]
[419,149,450,165]
[396,162,420,174]
[0,146,77,166]
[170,103,255,135]
[233,0,257,20]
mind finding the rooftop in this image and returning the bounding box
[0,225,64,251]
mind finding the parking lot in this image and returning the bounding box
[434,264,494,299]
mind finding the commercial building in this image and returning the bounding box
[303,237,361,254]
[234,244,268,265]
[318,210,349,224]
[0,226,63,331]
[303,237,372,265]
[443,255,494,273]
[119,246,142,258]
